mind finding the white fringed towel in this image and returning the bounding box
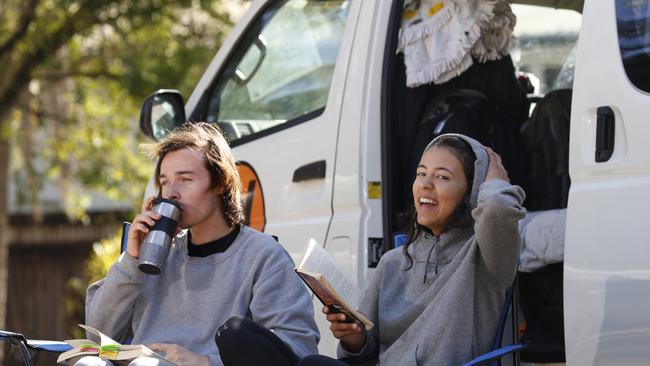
[399,0,516,87]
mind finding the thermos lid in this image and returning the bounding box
[152,198,181,221]
[153,198,182,209]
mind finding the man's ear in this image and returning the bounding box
[215,185,225,195]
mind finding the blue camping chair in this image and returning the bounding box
[463,275,527,366]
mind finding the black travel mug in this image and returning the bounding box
[138,198,181,275]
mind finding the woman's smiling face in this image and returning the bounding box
[412,146,469,235]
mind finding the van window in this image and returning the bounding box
[206,0,350,144]
[616,0,650,93]
[511,5,581,94]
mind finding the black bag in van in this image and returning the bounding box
[521,89,572,210]
[410,88,531,194]
[517,89,572,363]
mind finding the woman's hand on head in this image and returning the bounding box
[323,306,367,353]
[485,147,509,182]
[126,196,160,258]
[148,343,210,366]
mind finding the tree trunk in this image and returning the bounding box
[0,136,9,362]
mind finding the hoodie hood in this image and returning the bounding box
[425,133,490,210]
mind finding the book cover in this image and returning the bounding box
[296,239,374,330]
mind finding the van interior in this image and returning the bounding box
[383,1,584,363]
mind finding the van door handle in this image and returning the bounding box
[595,106,615,163]
[292,160,326,182]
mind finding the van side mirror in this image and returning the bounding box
[233,37,266,85]
[139,90,186,141]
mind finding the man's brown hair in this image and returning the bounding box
[150,122,243,227]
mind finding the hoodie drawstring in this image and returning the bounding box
[435,238,439,275]
[423,236,440,284]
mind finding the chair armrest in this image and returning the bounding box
[26,339,73,353]
[462,343,527,366]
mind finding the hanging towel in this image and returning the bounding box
[471,1,516,62]
[399,0,516,87]
[399,0,460,50]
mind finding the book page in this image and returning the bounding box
[298,239,361,308]
[114,345,156,360]
[79,324,120,346]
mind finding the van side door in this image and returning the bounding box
[565,1,650,364]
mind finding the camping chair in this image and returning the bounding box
[463,275,526,366]
[0,330,71,366]
[0,222,133,366]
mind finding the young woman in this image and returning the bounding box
[299,133,526,365]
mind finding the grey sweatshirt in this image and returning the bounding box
[85,225,319,365]
[339,135,526,365]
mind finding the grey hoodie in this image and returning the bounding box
[85,226,319,365]
[339,134,526,365]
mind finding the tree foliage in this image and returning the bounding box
[0,0,236,119]
[66,231,122,338]
[2,0,242,218]
[0,0,248,338]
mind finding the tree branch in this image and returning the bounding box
[202,5,235,27]
[0,0,40,59]
[39,70,122,82]
[0,1,115,124]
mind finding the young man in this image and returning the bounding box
[78,123,319,366]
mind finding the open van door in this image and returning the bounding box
[565,1,650,364]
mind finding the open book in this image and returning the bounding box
[57,324,177,365]
[296,239,374,330]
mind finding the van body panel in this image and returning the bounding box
[315,0,386,354]
[565,0,650,364]
[331,0,390,285]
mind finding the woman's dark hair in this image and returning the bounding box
[403,135,476,269]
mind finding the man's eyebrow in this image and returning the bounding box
[158,170,196,180]
[175,170,196,175]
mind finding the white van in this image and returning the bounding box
[138,0,650,364]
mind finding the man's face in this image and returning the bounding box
[158,147,224,230]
